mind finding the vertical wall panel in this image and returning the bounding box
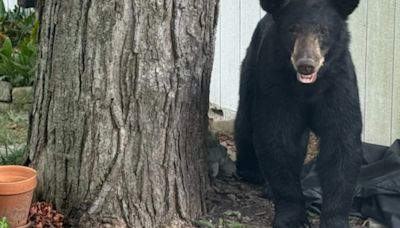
[5,0,17,10]
[220,0,241,111]
[392,1,400,142]
[364,0,396,145]
[240,0,261,61]
[210,16,222,108]
[349,0,368,140]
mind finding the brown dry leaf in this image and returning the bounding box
[29,202,64,228]
[35,221,43,228]
[7,123,18,129]
[216,132,237,154]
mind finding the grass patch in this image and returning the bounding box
[0,110,28,145]
[196,210,248,228]
[0,144,26,165]
[0,110,28,165]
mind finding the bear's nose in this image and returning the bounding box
[296,59,315,75]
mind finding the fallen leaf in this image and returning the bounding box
[7,123,18,129]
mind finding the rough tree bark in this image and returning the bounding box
[28,0,219,227]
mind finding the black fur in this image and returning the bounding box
[235,0,362,227]
[329,0,360,19]
[260,0,289,15]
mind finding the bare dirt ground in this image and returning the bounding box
[201,177,367,228]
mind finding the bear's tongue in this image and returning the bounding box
[297,72,317,84]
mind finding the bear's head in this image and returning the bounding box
[260,0,359,84]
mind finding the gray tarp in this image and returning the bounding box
[302,140,400,228]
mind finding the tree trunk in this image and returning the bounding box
[28,0,219,227]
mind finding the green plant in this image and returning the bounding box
[0,1,35,46]
[223,210,242,219]
[6,110,23,122]
[227,222,247,228]
[0,33,37,86]
[0,144,26,165]
[0,0,5,18]
[0,132,12,146]
[195,218,248,228]
[0,217,10,228]
[196,219,216,228]
[0,1,37,87]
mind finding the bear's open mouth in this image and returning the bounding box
[297,72,317,84]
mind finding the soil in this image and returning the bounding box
[201,178,367,228]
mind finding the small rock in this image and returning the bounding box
[12,87,33,104]
[0,102,13,112]
[227,193,238,202]
[22,103,33,112]
[210,120,234,133]
[0,81,12,102]
[207,131,236,179]
[368,218,387,228]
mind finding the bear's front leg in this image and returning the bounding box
[313,96,363,228]
[316,130,362,228]
[252,104,310,228]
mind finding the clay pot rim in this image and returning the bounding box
[0,165,37,195]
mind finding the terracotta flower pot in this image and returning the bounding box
[0,165,37,228]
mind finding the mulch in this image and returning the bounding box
[28,202,64,228]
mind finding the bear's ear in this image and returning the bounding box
[260,0,289,14]
[330,0,360,19]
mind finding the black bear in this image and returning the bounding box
[234,0,363,227]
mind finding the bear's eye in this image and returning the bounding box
[318,27,329,36]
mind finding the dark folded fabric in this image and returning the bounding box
[302,139,400,228]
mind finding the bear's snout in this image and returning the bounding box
[296,59,316,75]
[290,33,325,78]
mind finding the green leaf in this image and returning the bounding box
[196,219,216,228]
[0,217,10,228]
[227,221,247,228]
[30,19,39,42]
[0,9,37,87]
[218,218,224,226]
[20,43,34,56]
[0,0,6,18]
[223,210,242,219]
[0,37,12,57]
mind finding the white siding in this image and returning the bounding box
[4,0,18,10]
[219,0,240,111]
